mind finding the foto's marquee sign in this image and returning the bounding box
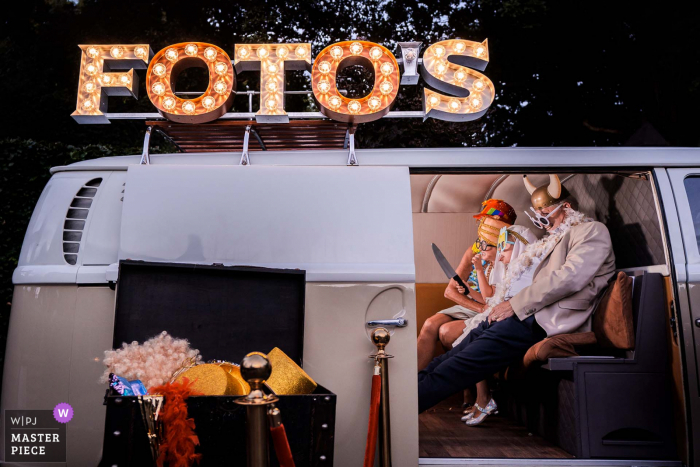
[71,39,494,125]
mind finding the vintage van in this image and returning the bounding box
[2,146,700,466]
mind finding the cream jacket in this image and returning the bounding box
[509,221,616,336]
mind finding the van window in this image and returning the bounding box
[684,176,700,251]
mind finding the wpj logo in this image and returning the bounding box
[3,405,70,463]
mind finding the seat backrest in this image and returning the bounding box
[629,272,669,369]
[592,271,635,350]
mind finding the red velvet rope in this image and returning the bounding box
[363,373,382,467]
[270,423,295,467]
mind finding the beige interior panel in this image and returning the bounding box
[304,282,418,467]
[413,213,479,283]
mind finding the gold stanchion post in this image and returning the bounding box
[234,352,279,467]
[370,328,393,467]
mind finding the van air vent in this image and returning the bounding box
[63,178,102,265]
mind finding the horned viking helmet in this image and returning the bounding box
[523,174,563,210]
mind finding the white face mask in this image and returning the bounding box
[524,203,563,229]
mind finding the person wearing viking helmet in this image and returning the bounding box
[418,174,616,413]
[417,199,517,371]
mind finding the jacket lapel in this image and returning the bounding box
[533,230,569,278]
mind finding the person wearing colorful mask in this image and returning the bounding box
[417,199,517,371]
[418,175,615,413]
[456,224,537,425]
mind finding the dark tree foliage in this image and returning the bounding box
[0,0,699,390]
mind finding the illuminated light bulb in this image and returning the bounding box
[434,45,446,58]
[134,46,148,59]
[267,63,278,74]
[317,79,331,94]
[428,94,441,109]
[380,62,394,76]
[151,82,166,96]
[474,45,486,58]
[454,41,467,54]
[185,44,198,56]
[265,96,278,111]
[214,61,228,75]
[204,47,218,61]
[83,81,96,93]
[379,80,393,95]
[435,61,447,76]
[85,63,98,76]
[153,63,167,77]
[238,46,251,59]
[110,46,124,59]
[368,96,382,111]
[87,47,100,58]
[81,99,95,111]
[472,78,486,92]
[162,97,176,110]
[469,95,483,110]
[404,49,416,62]
[328,95,342,110]
[295,45,308,58]
[120,74,131,86]
[454,69,467,83]
[448,98,462,112]
[213,80,228,94]
[318,61,332,74]
[347,100,362,114]
[257,46,270,59]
[369,46,383,60]
[330,46,343,60]
[276,46,289,59]
[102,74,113,85]
[202,96,216,110]
[266,79,278,93]
[182,100,196,114]
[165,48,178,62]
[349,42,363,55]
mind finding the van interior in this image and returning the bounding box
[411,171,685,462]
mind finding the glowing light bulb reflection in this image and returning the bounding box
[454,41,467,53]
[266,79,278,93]
[434,45,445,58]
[435,61,447,75]
[347,100,361,114]
[102,74,113,85]
[182,101,196,114]
[370,46,383,60]
[204,47,217,61]
[162,97,176,110]
[317,80,331,94]
[110,46,124,59]
[349,42,363,55]
[474,45,486,57]
[134,46,148,59]
[448,99,461,112]
[368,96,382,111]
[238,46,250,59]
[83,81,96,93]
[257,47,269,59]
[470,95,483,110]
[328,95,342,110]
[454,69,467,82]
[295,45,308,58]
[151,82,166,96]
[165,48,178,62]
[330,46,343,60]
[276,46,289,59]
[379,80,393,95]
[380,62,394,76]
[472,79,486,92]
[86,64,98,76]
[214,62,228,75]
[82,99,95,111]
[265,97,278,110]
[213,80,227,94]
[153,63,167,77]
[119,75,131,87]
[87,47,100,58]
[202,96,216,110]
[428,94,441,108]
[185,44,198,56]
[267,63,278,74]
[318,61,332,74]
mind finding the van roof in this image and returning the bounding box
[50,146,700,173]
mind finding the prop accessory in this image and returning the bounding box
[524,203,564,230]
[497,227,531,253]
[523,174,563,210]
[369,328,393,467]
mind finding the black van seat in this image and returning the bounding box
[500,272,677,460]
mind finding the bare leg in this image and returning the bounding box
[417,314,453,370]
[438,320,468,350]
[475,380,490,407]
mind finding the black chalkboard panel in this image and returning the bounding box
[113,260,306,366]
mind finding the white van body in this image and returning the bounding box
[3,147,700,467]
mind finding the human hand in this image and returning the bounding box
[471,254,483,269]
[456,284,466,294]
[488,301,515,323]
